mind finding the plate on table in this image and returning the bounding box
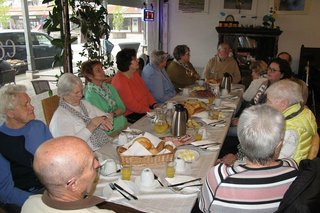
[135,176,161,191]
[102,180,138,201]
[186,118,205,129]
[175,148,200,162]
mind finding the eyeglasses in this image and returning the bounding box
[267,67,280,73]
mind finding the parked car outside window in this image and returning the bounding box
[0,30,61,74]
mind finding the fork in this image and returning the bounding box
[172,184,203,191]
[109,183,130,200]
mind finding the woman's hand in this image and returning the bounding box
[87,116,113,132]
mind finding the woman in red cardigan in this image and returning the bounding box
[112,48,157,123]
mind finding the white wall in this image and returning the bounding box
[166,0,320,73]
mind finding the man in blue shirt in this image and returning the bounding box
[0,85,53,212]
[141,50,176,103]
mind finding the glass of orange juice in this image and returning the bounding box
[121,165,132,180]
[166,161,175,178]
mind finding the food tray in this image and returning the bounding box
[117,147,176,166]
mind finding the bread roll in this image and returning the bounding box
[133,137,153,150]
[149,148,159,155]
[118,146,127,153]
[165,144,174,152]
[156,141,165,152]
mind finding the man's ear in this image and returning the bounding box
[66,177,78,191]
[273,139,284,160]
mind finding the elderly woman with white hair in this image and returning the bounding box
[0,85,52,211]
[49,73,113,151]
[141,50,176,103]
[199,104,298,212]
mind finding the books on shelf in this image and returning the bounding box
[238,36,257,48]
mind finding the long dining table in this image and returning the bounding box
[94,84,244,213]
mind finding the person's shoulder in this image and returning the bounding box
[27,120,48,128]
[21,194,43,212]
[280,158,298,169]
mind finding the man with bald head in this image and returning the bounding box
[22,136,142,213]
[22,136,112,212]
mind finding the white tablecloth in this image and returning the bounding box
[94,87,243,213]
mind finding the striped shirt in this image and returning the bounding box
[199,159,298,213]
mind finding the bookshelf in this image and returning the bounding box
[216,27,282,87]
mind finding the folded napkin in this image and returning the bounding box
[121,132,173,156]
[191,140,219,146]
[103,179,137,201]
[192,111,209,119]
[221,102,237,109]
[165,175,201,194]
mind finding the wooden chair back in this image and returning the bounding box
[41,95,59,125]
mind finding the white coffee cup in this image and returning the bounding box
[182,88,189,96]
[118,133,128,145]
[140,168,154,187]
[197,79,204,86]
[214,98,221,107]
[100,159,117,176]
[174,157,186,172]
[221,88,229,96]
[167,102,174,110]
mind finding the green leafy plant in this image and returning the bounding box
[112,6,124,31]
[263,7,277,29]
[42,0,112,73]
[0,0,10,28]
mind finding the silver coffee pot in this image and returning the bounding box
[171,104,188,137]
[220,72,232,93]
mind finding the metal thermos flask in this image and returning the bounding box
[171,104,188,137]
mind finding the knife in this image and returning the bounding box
[114,183,138,200]
[168,177,201,187]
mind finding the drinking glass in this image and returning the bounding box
[121,165,132,180]
[166,161,175,178]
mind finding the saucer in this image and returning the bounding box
[100,164,121,178]
[135,176,160,191]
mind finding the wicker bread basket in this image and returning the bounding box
[117,146,176,166]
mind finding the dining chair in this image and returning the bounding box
[41,95,59,125]
[31,80,51,95]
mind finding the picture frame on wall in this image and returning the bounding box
[221,0,258,16]
[273,0,311,15]
[177,0,209,13]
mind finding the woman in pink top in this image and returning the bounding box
[112,48,157,123]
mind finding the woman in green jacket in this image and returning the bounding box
[81,60,127,135]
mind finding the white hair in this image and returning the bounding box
[237,104,285,165]
[0,85,27,122]
[266,79,303,106]
[57,73,83,98]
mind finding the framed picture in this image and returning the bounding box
[220,0,258,16]
[273,0,311,15]
[177,0,210,13]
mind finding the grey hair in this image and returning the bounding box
[0,85,27,122]
[266,79,303,106]
[237,104,285,165]
[57,73,83,98]
[150,50,168,66]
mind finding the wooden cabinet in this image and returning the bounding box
[216,27,282,87]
